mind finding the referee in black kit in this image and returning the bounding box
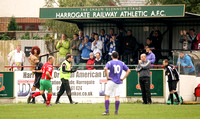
[163,59,181,105]
[28,56,46,104]
[136,53,152,104]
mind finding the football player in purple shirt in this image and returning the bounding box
[102,52,131,115]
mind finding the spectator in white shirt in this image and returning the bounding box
[91,33,103,56]
[8,45,25,71]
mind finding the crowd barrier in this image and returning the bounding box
[1,65,200,103]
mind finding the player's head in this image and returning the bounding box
[16,45,21,51]
[48,56,54,65]
[111,51,119,60]
[32,55,39,64]
[163,59,169,66]
[66,54,73,62]
[140,53,146,61]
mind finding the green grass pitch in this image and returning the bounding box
[0,103,200,119]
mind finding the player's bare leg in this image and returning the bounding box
[102,95,110,115]
[115,96,120,115]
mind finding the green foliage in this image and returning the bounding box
[0,34,11,40]
[32,35,43,40]
[146,0,200,14]
[20,32,30,40]
[7,16,17,31]
[44,0,117,39]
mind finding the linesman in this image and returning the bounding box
[55,54,78,104]
[163,59,181,105]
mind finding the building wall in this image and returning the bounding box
[0,40,58,72]
[0,17,45,31]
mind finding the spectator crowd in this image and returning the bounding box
[8,27,200,74]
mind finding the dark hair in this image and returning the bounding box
[31,46,40,55]
[66,54,72,60]
[189,28,195,32]
[74,34,78,37]
[110,28,114,31]
[95,52,101,56]
[146,37,151,41]
[127,29,132,33]
[94,33,99,36]
[112,52,119,58]
[101,29,105,33]
[163,59,169,64]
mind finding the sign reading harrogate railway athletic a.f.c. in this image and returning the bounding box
[40,5,185,19]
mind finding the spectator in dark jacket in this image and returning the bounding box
[86,53,95,70]
[123,30,137,64]
[145,37,155,50]
[149,26,163,64]
[117,28,126,57]
[89,32,95,43]
[189,28,198,49]
[149,26,163,50]
[94,52,103,70]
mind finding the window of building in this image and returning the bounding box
[25,25,36,31]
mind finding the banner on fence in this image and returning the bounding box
[14,70,127,97]
[0,72,14,98]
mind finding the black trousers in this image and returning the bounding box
[58,78,71,96]
[139,77,152,104]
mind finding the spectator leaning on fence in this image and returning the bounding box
[79,35,92,63]
[56,34,70,64]
[179,30,192,50]
[146,48,156,65]
[86,52,95,70]
[8,45,25,71]
[94,52,103,70]
[28,46,41,71]
[91,33,103,56]
[70,34,82,65]
[176,52,195,75]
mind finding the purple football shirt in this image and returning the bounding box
[105,59,129,84]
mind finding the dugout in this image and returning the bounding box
[40,4,200,56]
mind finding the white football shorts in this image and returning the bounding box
[105,80,121,96]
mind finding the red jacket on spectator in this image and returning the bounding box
[86,58,95,70]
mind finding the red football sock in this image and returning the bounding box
[46,94,52,105]
[31,92,41,98]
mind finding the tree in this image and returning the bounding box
[44,0,119,39]
[7,16,17,31]
[146,0,200,14]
